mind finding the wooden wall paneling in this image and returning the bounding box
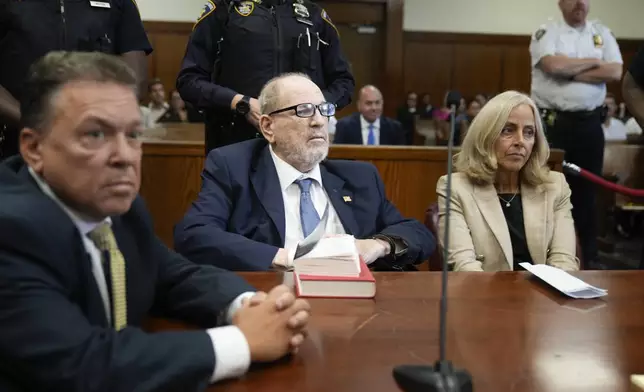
[333,24,385,119]
[316,2,384,24]
[452,44,503,99]
[402,31,643,107]
[383,0,404,118]
[140,143,205,248]
[500,45,532,95]
[403,42,453,108]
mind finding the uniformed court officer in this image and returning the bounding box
[177,0,355,154]
[530,0,622,268]
[0,0,152,160]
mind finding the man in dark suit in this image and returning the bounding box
[174,74,434,272]
[0,51,311,391]
[333,85,407,145]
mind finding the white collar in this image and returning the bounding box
[360,115,380,130]
[268,145,322,192]
[28,167,110,236]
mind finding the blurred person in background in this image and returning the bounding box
[334,85,406,146]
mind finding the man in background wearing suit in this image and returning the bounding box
[333,85,407,145]
[174,73,434,272]
[0,52,310,391]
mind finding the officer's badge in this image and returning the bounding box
[293,3,309,18]
[235,1,254,16]
[194,0,216,28]
[593,34,603,47]
[546,112,557,127]
[534,28,546,41]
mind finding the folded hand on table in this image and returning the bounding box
[235,285,311,361]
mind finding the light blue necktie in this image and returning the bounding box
[296,178,320,238]
[367,123,375,145]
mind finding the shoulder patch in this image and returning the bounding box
[194,0,216,28]
[321,8,339,37]
[534,28,546,41]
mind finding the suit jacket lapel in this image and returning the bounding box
[320,165,359,235]
[521,182,547,264]
[473,184,513,267]
[250,148,286,245]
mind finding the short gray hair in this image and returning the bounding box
[258,72,311,115]
[21,51,137,132]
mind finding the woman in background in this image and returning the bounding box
[436,91,579,272]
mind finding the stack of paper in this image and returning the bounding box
[294,234,360,277]
[519,263,608,299]
[632,375,644,390]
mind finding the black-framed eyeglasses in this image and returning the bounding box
[269,102,336,118]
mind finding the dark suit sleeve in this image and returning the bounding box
[315,8,355,110]
[131,197,256,326]
[391,119,407,145]
[174,151,281,271]
[176,1,238,110]
[0,222,214,391]
[333,118,350,144]
[370,166,436,265]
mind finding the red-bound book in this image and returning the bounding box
[293,260,376,299]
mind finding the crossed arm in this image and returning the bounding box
[539,56,622,84]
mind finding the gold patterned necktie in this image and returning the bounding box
[88,223,128,331]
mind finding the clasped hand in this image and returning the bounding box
[233,285,311,362]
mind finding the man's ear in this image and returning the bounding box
[259,114,275,143]
[19,128,44,173]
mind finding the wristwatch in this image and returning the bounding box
[371,233,407,260]
[235,95,251,116]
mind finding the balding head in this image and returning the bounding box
[258,73,330,173]
[358,85,384,123]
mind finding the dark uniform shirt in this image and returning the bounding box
[177,0,355,151]
[498,194,534,270]
[0,0,152,157]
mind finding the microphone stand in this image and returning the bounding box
[392,105,473,392]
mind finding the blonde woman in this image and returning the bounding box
[436,91,579,272]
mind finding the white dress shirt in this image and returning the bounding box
[28,168,253,384]
[603,117,628,141]
[360,115,380,145]
[269,147,346,253]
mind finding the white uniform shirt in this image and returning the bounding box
[530,19,623,111]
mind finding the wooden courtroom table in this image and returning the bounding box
[146,271,644,392]
[140,124,565,248]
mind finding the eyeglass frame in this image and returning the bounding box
[267,102,336,118]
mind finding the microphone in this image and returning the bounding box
[392,92,473,392]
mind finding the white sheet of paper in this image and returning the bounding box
[520,263,608,299]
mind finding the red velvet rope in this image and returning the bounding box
[563,162,644,198]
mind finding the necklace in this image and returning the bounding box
[498,192,518,207]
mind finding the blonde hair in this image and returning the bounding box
[454,90,551,186]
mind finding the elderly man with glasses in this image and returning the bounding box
[174,73,435,272]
